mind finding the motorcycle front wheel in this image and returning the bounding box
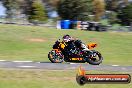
[86,50,103,65]
[48,50,64,63]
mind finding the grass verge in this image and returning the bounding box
[0,68,131,88]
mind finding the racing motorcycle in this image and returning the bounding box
[48,39,103,65]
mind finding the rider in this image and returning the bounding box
[62,34,90,51]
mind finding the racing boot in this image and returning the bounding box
[81,43,90,51]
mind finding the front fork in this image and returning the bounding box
[83,50,95,59]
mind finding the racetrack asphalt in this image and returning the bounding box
[0,60,132,72]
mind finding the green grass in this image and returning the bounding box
[0,69,131,88]
[0,24,132,65]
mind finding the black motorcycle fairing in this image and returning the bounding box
[63,41,77,54]
[61,40,84,59]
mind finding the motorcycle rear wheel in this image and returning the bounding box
[48,50,64,63]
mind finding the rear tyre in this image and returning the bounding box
[48,50,64,63]
[86,51,103,65]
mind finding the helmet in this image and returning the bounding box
[62,34,71,42]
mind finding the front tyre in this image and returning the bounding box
[86,51,103,65]
[48,50,64,63]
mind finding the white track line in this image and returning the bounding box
[36,62,41,63]
[18,66,36,68]
[70,63,77,64]
[112,65,119,66]
[0,60,6,61]
[13,61,33,63]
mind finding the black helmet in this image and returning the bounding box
[62,34,71,42]
[63,34,70,39]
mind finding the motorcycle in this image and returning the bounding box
[48,39,103,65]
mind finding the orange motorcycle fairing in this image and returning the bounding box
[59,42,66,50]
[87,43,97,49]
